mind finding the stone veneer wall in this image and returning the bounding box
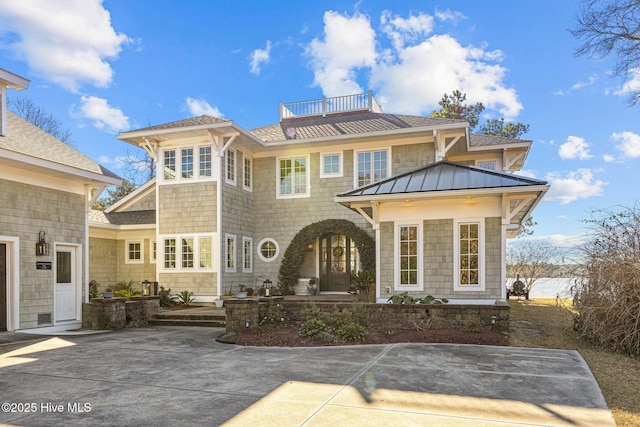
[225,298,509,333]
[81,296,159,330]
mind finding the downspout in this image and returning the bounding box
[501,194,508,301]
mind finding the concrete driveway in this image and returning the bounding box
[0,327,614,426]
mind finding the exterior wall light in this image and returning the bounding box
[142,280,150,296]
[36,230,49,256]
[263,279,272,297]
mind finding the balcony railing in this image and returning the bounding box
[279,91,383,121]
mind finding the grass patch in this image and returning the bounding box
[509,298,640,426]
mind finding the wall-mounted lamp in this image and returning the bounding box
[36,230,49,256]
[307,243,314,251]
[263,279,272,297]
[142,280,150,296]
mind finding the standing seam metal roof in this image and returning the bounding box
[338,161,547,197]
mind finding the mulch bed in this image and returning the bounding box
[220,324,509,347]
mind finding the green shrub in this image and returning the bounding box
[336,322,366,342]
[158,286,174,307]
[464,316,483,333]
[299,318,329,337]
[299,303,329,324]
[176,290,194,305]
[260,303,287,330]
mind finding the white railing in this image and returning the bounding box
[279,91,383,121]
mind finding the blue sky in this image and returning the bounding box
[0,0,638,249]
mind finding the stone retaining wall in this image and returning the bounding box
[225,298,509,333]
[82,296,160,330]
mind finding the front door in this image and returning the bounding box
[1,244,6,331]
[55,247,77,321]
[319,233,355,292]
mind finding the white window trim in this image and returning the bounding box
[276,155,310,199]
[353,148,391,188]
[225,148,237,186]
[159,146,216,184]
[150,240,156,264]
[199,146,213,178]
[476,160,497,170]
[242,236,253,273]
[453,218,486,292]
[243,155,253,192]
[394,221,423,291]
[320,151,343,178]
[225,233,237,272]
[159,234,216,272]
[125,240,144,264]
[180,237,195,269]
[257,238,279,262]
[181,147,195,180]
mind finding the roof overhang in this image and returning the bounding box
[0,147,122,186]
[0,69,29,90]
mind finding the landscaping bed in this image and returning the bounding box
[221,323,508,347]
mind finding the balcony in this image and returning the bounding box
[279,91,383,121]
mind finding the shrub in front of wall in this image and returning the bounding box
[299,318,329,338]
[336,322,366,342]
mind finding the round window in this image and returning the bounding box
[257,238,279,262]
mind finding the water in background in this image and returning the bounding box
[508,277,577,299]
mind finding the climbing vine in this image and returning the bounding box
[278,219,375,293]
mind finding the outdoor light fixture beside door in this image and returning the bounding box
[263,279,272,297]
[36,230,49,256]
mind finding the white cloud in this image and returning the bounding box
[603,154,615,162]
[571,74,597,90]
[434,8,466,24]
[249,40,272,75]
[305,10,522,119]
[544,169,606,204]
[76,96,129,133]
[0,0,131,92]
[185,97,223,117]
[611,131,640,158]
[558,136,593,160]
[614,67,640,98]
[306,11,377,96]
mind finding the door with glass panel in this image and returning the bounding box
[55,246,77,321]
[319,233,356,292]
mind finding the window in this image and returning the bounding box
[226,234,236,272]
[199,146,212,177]
[126,240,143,264]
[164,238,176,269]
[226,148,236,185]
[199,237,212,268]
[278,156,309,198]
[257,238,279,262]
[356,149,389,187]
[181,238,194,268]
[163,150,176,180]
[150,240,157,264]
[395,223,423,290]
[243,237,253,272]
[321,152,342,178]
[181,148,194,179]
[477,160,496,170]
[243,156,253,191]
[454,219,485,291]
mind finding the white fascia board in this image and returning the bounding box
[0,69,29,89]
[259,122,468,148]
[0,148,122,186]
[335,185,550,204]
[118,122,265,147]
[106,177,156,213]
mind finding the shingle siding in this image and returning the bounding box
[158,182,216,234]
[0,178,85,329]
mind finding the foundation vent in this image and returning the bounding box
[37,313,52,325]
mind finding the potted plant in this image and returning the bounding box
[307,277,318,296]
[236,284,248,299]
[102,287,113,298]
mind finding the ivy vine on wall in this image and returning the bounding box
[277,219,375,293]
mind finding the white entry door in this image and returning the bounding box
[55,246,77,321]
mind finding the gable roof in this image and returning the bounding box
[90,209,156,226]
[127,115,231,133]
[338,161,547,198]
[250,111,468,143]
[0,111,121,184]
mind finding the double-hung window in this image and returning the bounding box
[181,148,194,179]
[163,150,176,180]
[321,152,342,178]
[242,237,253,273]
[278,156,309,198]
[181,238,194,268]
[226,148,236,185]
[199,146,212,177]
[226,234,236,272]
[395,222,423,290]
[356,149,389,187]
[161,146,214,183]
[454,219,485,291]
[243,156,252,191]
[162,235,214,270]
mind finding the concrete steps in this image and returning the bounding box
[149,306,226,328]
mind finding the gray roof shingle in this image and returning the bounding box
[130,115,230,133]
[338,161,547,197]
[1,111,120,180]
[89,209,156,226]
[249,111,468,142]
